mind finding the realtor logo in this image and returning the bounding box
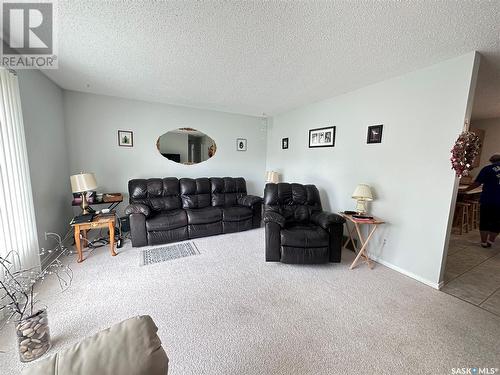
[1,0,58,69]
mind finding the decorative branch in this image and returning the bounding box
[0,232,73,326]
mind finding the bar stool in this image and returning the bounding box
[464,200,480,230]
[454,202,471,235]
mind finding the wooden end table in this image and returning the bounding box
[71,215,117,263]
[341,213,385,270]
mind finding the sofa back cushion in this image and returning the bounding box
[180,178,211,209]
[210,177,247,207]
[129,178,181,211]
[263,183,322,222]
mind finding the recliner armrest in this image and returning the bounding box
[311,211,345,229]
[263,211,285,228]
[237,195,262,208]
[125,203,152,218]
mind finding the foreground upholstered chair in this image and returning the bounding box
[263,183,345,264]
[22,316,168,375]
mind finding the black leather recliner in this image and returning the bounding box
[263,183,345,264]
[125,177,262,247]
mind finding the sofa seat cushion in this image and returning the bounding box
[185,207,222,225]
[280,223,329,248]
[222,206,253,222]
[146,210,187,232]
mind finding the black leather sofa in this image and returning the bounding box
[125,177,262,247]
[263,183,345,264]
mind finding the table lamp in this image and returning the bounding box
[265,171,279,184]
[352,184,373,215]
[70,173,97,214]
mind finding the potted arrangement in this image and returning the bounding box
[0,233,72,362]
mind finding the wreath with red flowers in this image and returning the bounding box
[450,131,481,177]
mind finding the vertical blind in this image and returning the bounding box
[0,68,40,270]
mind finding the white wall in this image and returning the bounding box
[266,52,478,288]
[17,70,73,254]
[63,91,267,208]
[471,118,500,173]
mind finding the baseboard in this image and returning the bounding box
[368,254,441,290]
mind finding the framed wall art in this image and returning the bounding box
[309,126,335,148]
[236,138,247,151]
[282,138,289,149]
[367,125,383,144]
[118,130,133,147]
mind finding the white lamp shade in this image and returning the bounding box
[70,173,97,193]
[352,184,373,201]
[265,171,279,184]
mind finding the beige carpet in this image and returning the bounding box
[0,228,499,374]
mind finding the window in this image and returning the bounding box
[0,68,39,270]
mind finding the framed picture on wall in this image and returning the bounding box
[282,138,289,149]
[118,130,133,147]
[367,125,383,144]
[309,126,335,148]
[236,138,247,151]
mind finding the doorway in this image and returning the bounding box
[441,118,500,316]
[188,135,202,163]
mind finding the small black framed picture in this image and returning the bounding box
[282,138,289,149]
[367,125,383,144]
[309,126,335,148]
[118,130,133,147]
[236,138,247,151]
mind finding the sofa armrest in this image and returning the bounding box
[125,203,152,218]
[263,211,285,228]
[237,195,263,208]
[311,211,345,229]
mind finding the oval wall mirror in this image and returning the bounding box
[156,128,217,165]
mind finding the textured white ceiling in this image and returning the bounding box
[44,1,500,118]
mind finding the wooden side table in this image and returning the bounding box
[341,213,385,270]
[71,215,117,263]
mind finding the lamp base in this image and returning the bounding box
[80,192,91,215]
[355,200,368,215]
